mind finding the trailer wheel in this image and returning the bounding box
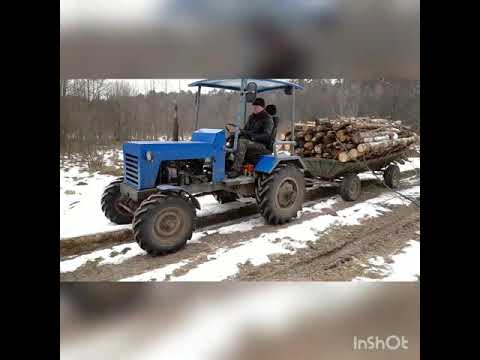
[101,177,134,224]
[340,174,361,201]
[213,191,238,204]
[384,164,400,188]
[256,165,305,225]
[132,193,195,256]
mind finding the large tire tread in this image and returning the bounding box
[255,164,305,225]
[101,178,133,224]
[132,193,195,256]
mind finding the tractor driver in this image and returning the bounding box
[228,97,274,178]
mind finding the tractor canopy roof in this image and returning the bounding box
[188,79,304,93]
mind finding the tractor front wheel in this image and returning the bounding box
[132,193,195,256]
[255,165,305,225]
[101,177,134,224]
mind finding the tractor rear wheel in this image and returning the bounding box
[101,177,134,224]
[339,174,361,201]
[255,164,305,225]
[213,191,239,204]
[132,193,195,256]
[383,164,401,188]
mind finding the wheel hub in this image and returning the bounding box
[154,208,183,237]
[350,180,360,195]
[277,178,298,208]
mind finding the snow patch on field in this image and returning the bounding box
[60,154,418,240]
[197,195,255,217]
[60,169,131,239]
[211,217,264,235]
[120,261,189,282]
[60,242,145,273]
[354,240,420,281]
[60,165,254,240]
[60,215,263,272]
[357,157,419,181]
[301,197,340,214]
[168,186,419,281]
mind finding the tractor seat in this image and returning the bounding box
[268,114,280,151]
[265,104,279,152]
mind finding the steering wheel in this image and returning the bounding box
[225,123,238,135]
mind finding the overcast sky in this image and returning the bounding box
[117,79,292,94]
[117,79,202,94]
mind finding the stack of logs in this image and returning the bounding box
[279,117,419,162]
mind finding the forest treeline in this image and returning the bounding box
[60,79,420,155]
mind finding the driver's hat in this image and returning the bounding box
[252,98,265,108]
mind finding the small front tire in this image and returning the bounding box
[101,177,134,224]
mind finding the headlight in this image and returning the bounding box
[146,151,153,161]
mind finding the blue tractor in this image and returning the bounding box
[101,79,307,255]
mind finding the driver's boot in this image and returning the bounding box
[227,138,248,178]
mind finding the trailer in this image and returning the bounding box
[300,149,407,201]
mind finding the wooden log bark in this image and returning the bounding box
[352,131,399,144]
[357,135,418,154]
[348,148,359,160]
[304,141,314,150]
[336,129,350,142]
[338,152,350,162]
[311,133,324,143]
[283,117,417,161]
[296,131,305,138]
[304,133,313,142]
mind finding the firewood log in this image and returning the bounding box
[304,141,314,150]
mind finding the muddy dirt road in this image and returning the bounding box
[60,169,420,282]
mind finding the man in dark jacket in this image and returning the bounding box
[228,97,274,178]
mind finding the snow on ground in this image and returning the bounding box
[60,168,130,239]
[207,216,264,235]
[60,149,127,239]
[158,186,420,282]
[60,216,265,274]
[119,261,190,282]
[60,149,420,279]
[353,239,420,282]
[60,163,254,240]
[358,157,420,181]
[60,242,146,273]
[197,196,255,217]
[60,152,419,240]
[61,185,419,277]
[60,197,317,274]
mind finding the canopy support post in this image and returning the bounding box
[194,86,201,130]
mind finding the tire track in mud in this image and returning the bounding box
[235,205,420,281]
[60,171,419,282]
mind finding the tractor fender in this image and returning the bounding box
[156,185,201,210]
[254,155,305,174]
